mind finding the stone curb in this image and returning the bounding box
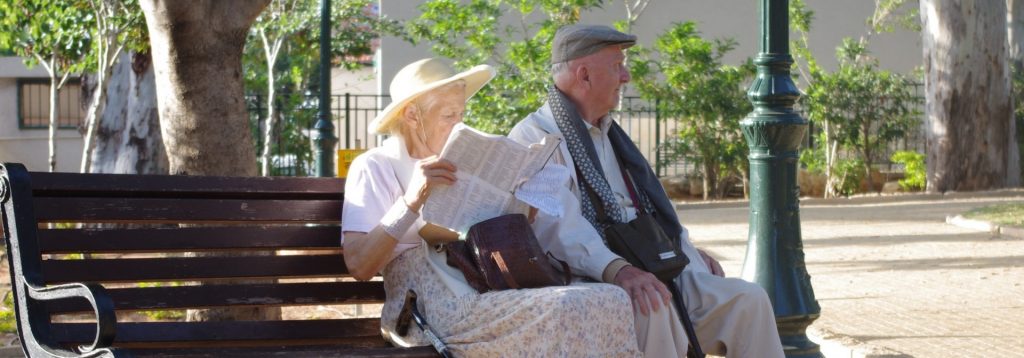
[945,215,1024,239]
[675,188,1024,211]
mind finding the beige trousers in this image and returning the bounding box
[633,270,785,358]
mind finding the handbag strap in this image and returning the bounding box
[549,252,574,285]
[490,252,520,289]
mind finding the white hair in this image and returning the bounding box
[551,61,569,77]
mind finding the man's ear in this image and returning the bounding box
[576,65,590,87]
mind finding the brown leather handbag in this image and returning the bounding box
[444,214,571,293]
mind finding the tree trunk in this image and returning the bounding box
[920,0,1020,192]
[140,0,274,322]
[823,124,839,198]
[81,44,123,173]
[1010,0,1024,71]
[140,0,268,177]
[261,50,278,176]
[862,123,875,193]
[89,52,168,175]
[48,69,59,172]
[740,162,749,199]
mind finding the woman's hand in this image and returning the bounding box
[403,156,457,212]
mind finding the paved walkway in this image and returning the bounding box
[679,191,1024,358]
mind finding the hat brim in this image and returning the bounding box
[369,64,496,135]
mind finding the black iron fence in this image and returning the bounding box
[248,93,697,177]
[249,89,926,178]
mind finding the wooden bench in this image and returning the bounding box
[0,162,438,357]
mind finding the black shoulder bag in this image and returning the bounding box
[577,159,706,358]
[576,163,688,282]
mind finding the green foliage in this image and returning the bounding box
[869,0,920,34]
[0,291,16,334]
[0,0,94,73]
[890,150,925,191]
[331,1,405,71]
[75,0,149,74]
[244,0,404,172]
[630,22,754,198]
[800,38,919,196]
[409,0,602,134]
[136,282,186,321]
[832,158,864,197]
[789,0,819,79]
[799,145,826,175]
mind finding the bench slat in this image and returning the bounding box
[39,226,342,254]
[51,319,384,347]
[41,255,348,284]
[29,172,344,200]
[33,197,342,223]
[45,281,385,313]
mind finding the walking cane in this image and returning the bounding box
[396,290,454,358]
[667,281,706,358]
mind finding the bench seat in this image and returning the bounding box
[0,162,437,357]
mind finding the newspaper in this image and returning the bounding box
[422,125,562,233]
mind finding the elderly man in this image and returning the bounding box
[508,24,786,358]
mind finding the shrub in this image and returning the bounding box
[891,150,926,191]
[1,291,16,333]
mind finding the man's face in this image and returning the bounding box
[583,45,631,116]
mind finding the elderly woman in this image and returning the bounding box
[341,58,641,356]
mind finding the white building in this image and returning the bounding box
[0,1,922,172]
[0,57,86,172]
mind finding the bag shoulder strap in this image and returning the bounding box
[616,158,645,215]
[573,164,611,223]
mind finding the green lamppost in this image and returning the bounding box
[740,0,822,357]
[312,0,338,177]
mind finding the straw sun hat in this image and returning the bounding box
[369,58,496,134]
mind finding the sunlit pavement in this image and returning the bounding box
[681,191,1024,358]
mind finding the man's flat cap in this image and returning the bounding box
[551,24,637,64]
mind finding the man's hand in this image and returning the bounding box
[613,265,672,316]
[698,248,725,277]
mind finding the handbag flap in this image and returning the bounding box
[467,214,570,290]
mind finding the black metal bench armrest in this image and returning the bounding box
[26,282,117,355]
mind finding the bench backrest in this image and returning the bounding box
[0,163,395,353]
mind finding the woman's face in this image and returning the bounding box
[413,83,466,156]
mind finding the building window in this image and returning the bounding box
[17,78,85,129]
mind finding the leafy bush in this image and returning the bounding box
[137,282,186,321]
[891,150,926,191]
[799,146,826,175]
[833,158,865,197]
[1,291,16,333]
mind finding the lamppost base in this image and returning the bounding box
[778,314,823,358]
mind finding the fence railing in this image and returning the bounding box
[248,93,697,177]
[249,89,926,178]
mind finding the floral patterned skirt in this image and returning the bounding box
[380,245,642,357]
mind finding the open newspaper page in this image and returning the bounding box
[422,125,560,233]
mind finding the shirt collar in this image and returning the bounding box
[582,115,614,134]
